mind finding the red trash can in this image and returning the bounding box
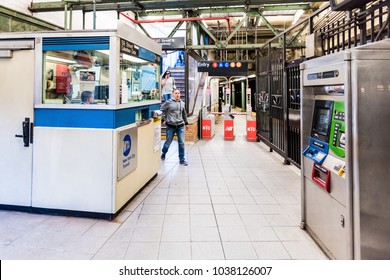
[246,119,257,141]
[224,119,234,140]
[202,119,212,139]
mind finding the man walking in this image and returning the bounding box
[160,89,189,166]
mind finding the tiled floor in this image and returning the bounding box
[0,113,328,260]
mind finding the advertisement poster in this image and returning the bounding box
[117,126,138,180]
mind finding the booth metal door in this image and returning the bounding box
[0,49,34,206]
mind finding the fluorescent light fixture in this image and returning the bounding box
[46,55,75,64]
[292,10,305,25]
[123,53,148,63]
[200,15,209,28]
[257,17,263,27]
[96,50,110,56]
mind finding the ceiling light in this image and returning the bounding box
[122,53,148,63]
[257,17,263,27]
[46,55,76,64]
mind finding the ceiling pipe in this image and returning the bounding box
[119,12,232,33]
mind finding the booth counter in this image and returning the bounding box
[0,22,162,219]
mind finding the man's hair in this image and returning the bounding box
[81,91,93,103]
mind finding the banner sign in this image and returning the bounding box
[197,61,248,76]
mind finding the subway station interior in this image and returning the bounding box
[0,0,389,260]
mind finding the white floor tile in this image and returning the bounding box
[191,227,220,242]
[0,113,329,260]
[252,241,291,259]
[222,242,257,260]
[219,226,250,242]
[191,242,225,259]
[158,242,191,260]
[161,225,190,242]
[125,242,159,259]
[190,214,217,227]
[131,227,162,242]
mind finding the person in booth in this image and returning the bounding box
[80,90,94,104]
[160,89,189,166]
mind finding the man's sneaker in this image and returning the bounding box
[161,153,166,160]
[179,161,188,166]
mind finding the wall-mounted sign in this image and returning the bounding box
[120,38,160,63]
[197,61,248,76]
[120,38,139,57]
[117,126,138,180]
[154,37,185,50]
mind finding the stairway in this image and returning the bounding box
[170,68,185,99]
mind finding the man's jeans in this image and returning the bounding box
[162,124,185,162]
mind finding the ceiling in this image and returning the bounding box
[30,1,328,41]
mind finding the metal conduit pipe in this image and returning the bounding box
[93,0,96,29]
[119,12,232,33]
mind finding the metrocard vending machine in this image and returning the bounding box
[300,39,390,260]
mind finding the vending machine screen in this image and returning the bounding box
[311,100,333,142]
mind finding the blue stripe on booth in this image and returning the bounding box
[34,104,161,129]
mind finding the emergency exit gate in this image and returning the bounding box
[256,49,302,167]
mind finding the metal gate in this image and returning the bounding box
[256,49,302,167]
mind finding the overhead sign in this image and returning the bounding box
[154,37,185,50]
[197,61,248,76]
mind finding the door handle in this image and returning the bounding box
[15,117,30,147]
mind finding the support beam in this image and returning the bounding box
[186,43,280,50]
[257,13,280,36]
[196,20,219,43]
[226,14,247,43]
[168,21,184,38]
[29,1,324,13]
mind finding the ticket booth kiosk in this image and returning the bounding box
[0,22,162,219]
[300,39,390,259]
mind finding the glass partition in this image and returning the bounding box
[119,52,161,104]
[43,50,110,104]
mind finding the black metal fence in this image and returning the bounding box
[255,0,389,168]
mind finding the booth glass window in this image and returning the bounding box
[43,50,110,104]
[119,52,160,103]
